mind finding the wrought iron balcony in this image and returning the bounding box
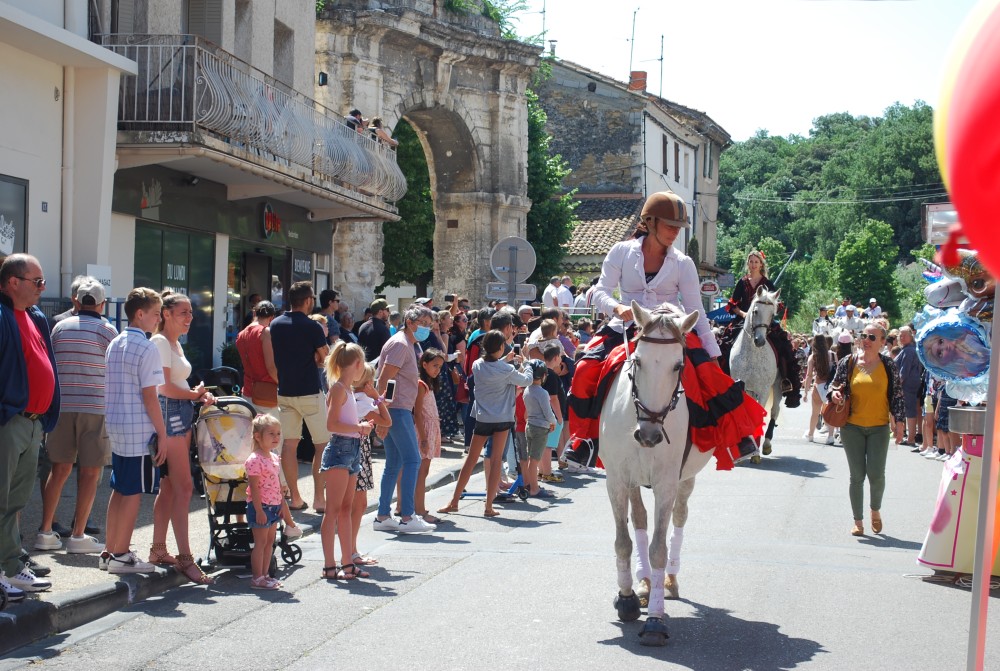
[102,34,406,202]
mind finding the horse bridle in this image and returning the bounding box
[745,297,774,340]
[626,321,685,445]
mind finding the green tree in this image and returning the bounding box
[377,120,435,296]
[834,218,900,320]
[525,88,578,286]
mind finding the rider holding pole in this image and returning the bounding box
[722,251,802,408]
[561,191,765,471]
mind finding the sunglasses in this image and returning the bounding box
[16,276,46,289]
[860,333,879,342]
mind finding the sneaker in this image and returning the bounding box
[937,452,951,461]
[50,521,73,537]
[825,434,836,446]
[562,461,588,473]
[6,567,52,592]
[98,551,111,571]
[540,473,565,483]
[925,449,943,460]
[397,516,436,534]
[802,432,813,440]
[19,550,51,577]
[283,525,303,541]
[107,551,157,574]
[65,535,106,554]
[34,531,62,551]
[0,572,26,602]
[373,516,401,532]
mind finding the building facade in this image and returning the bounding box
[0,0,135,298]
[534,60,730,289]
[91,0,404,369]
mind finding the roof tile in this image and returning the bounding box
[565,198,642,256]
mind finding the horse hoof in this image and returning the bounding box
[614,592,642,622]
[665,574,679,600]
[639,616,670,646]
[636,577,651,607]
[750,454,761,464]
[762,441,772,456]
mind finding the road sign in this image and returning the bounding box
[485,282,536,302]
[489,236,536,284]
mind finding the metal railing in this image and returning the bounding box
[101,34,407,202]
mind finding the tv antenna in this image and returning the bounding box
[628,7,639,74]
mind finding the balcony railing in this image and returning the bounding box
[102,34,407,202]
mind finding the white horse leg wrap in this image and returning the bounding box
[649,568,666,617]
[617,561,633,591]
[634,528,651,581]
[666,526,684,575]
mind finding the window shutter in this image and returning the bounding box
[114,0,134,33]
[187,0,223,44]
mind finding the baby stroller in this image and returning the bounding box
[192,398,302,576]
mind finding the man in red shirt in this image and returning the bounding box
[0,253,60,600]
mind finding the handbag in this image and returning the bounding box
[821,355,855,428]
[251,380,278,407]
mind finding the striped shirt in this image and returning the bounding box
[50,311,118,414]
[105,327,165,457]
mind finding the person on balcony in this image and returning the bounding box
[369,118,399,148]
[345,109,365,132]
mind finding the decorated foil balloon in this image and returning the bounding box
[941,249,995,322]
[916,309,991,403]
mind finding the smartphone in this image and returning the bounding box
[513,344,522,356]
[384,379,397,402]
[147,433,168,476]
[444,293,456,303]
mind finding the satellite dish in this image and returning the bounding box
[489,236,536,284]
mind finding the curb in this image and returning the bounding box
[0,453,482,655]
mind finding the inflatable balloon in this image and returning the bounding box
[915,308,991,404]
[937,0,1000,275]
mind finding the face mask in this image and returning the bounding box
[414,325,431,341]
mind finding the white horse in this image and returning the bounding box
[602,301,712,646]
[729,286,781,459]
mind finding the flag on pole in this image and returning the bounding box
[781,307,788,330]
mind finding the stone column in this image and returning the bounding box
[332,220,385,318]
[433,192,531,307]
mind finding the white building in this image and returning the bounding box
[0,0,136,296]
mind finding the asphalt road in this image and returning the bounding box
[5,404,1000,670]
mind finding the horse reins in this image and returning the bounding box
[625,315,685,445]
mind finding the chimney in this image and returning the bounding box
[548,40,558,56]
[628,70,647,92]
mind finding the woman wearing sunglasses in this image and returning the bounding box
[828,323,906,537]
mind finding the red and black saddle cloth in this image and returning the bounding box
[568,332,766,471]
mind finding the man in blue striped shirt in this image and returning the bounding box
[36,279,118,555]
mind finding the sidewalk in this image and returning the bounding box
[0,437,483,654]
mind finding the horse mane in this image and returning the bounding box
[637,302,687,342]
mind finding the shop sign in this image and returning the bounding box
[262,202,282,239]
[700,279,721,297]
[292,249,313,283]
[86,264,112,292]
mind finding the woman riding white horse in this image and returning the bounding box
[562,191,765,471]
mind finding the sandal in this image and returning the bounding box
[175,554,215,585]
[871,511,883,534]
[343,563,371,579]
[250,575,279,591]
[484,509,501,518]
[437,504,459,514]
[351,552,378,566]
[322,565,341,580]
[419,513,443,524]
[148,542,176,565]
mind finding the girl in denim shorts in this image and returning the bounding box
[320,342,373,580]
[245,414,285,590]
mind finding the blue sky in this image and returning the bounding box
[511,0,981,140]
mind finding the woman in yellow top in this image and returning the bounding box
[829,322,905,537]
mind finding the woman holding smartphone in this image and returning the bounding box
[373,304,437,534]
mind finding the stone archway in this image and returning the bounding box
[316,0,539,307]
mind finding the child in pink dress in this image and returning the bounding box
[245,414,285,590]
[414,349,446,523]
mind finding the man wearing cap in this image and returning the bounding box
[541,277,561,308]
[358,298,392,362]
[562,191,765,471]
[865,297,882,319]
[0,254,60,599]
[36,278,118,556]
[839,304,865,335]
[812,305,834,337]
[834,297,851,319]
